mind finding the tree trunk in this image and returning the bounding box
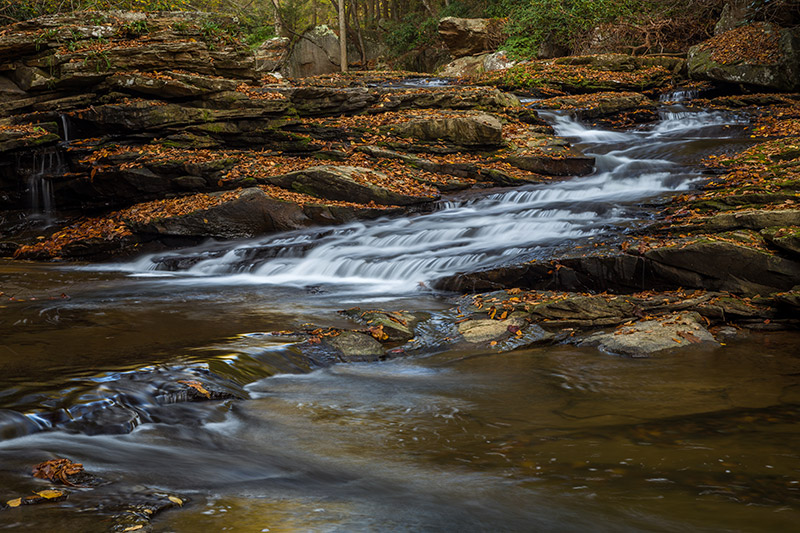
[338,0,347,72]
[270,0,283,36]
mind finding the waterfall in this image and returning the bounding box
[107,108,748,294]
[18,147,66,222]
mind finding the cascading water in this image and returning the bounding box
[19,148,66,222]
[114,107,748,293]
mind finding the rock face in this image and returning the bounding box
[283,25,341,78]
[438,17,503,58]
[688,23,800,91]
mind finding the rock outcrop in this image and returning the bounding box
[438,17,504,58]
[688,23,800,91]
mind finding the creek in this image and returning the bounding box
[1,106,799,532]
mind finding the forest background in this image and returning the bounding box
[3,0,798,68]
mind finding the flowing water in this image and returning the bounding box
[2,108,799,532]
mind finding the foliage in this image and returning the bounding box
[384,1,478,56]
[489,0,637,58]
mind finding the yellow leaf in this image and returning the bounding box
[6,498,22,508]
[123,526,144,532]
[168,496,183,506]
[36,490,65,499]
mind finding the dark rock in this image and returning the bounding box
[504,147,595,176]
[125,187,312,239]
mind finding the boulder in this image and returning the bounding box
[124,187,312,238]
[283,25,341,78]
[437,50,516,77]
[688,23,800,91]
[265,165,437,206]
[578,312,719,357]
[254,37,290,72]
[438,17,503,58]
[340,309,427,343]
[389,112,503,147]
[458,315,526,343]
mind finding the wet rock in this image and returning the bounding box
[388,112,503,147]
[458,314,527,343]
[688,23,800,91]
[578,311,719,357]
[438,17,504,58]
[323,331,385,362]
[265,165,437,206]
[341,309,428,343]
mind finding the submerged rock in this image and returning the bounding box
[323,331,385,362]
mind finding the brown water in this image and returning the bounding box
[2,260,800,532]
[2,108,799,531]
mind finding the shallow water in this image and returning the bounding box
[2,108,798,532]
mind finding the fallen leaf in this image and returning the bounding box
[177,380,211,399]
[168,495,183,506]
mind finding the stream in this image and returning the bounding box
[1,107,799,531]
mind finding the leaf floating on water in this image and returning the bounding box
[167,495,183,506]
[6,498,22,508]
[177,380,211,399]
[122,526,144,532]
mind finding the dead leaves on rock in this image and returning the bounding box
[699,23,783,66]
[32,458,85,486]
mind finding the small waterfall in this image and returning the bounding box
[659,89,700,103]
[59,114,72,144]
[108,108,748,293]
[18,147,66,222]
